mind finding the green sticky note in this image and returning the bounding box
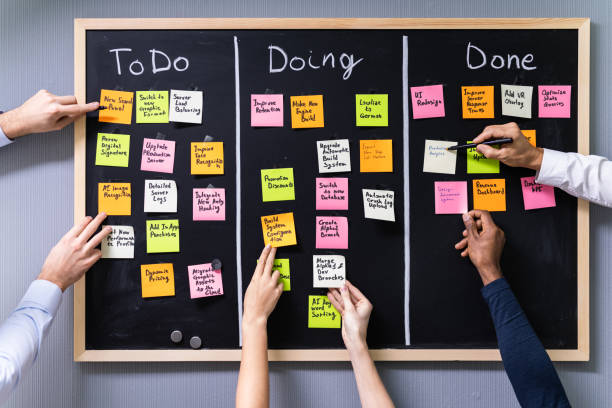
[308,295,341,328]
[136,91,169,123]
[146,219,179,253]
[467,141,500,173]
[95,133,130,167]
[274,259,290,291]
[261,168,295,202]
[356,94,388,126]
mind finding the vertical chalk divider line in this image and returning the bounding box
[234,35,244,347]
[402,35,410,346]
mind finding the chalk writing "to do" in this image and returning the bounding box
[109,49,189,76]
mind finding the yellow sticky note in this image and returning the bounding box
[136,91,169,123]
[462,86,494,119]
[191,142,224,175]
[522,129,536,147]
[360,139,393,172]
[99,90,134,124]
[473,179,506,212]
[290,95,324,128]
[256,258,290,291]
[261,212,297,247]
[140,263,175,298]
[95,133,130,167]
[146,219,180,253]
[356,94,388,126]
[98,183,131,215]
[308,295,341,328]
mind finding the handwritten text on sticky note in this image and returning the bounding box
[308,295,341,328]
[313,255,346,288]
[193,188,226,221]
[261,212,297,247]
[141,138,175,174]
[423,140,457,174]
[99,89,133,124]
[362,189,395,221]
[467,141,499,174]
[98,183,131,215]
[144,180,177,213]
[290,95,324,128]
[96,133,130,167]
[261,168,295,202]
[462,86,494,119]
[360,139,393,172]
[434,181,468,215]
[169,90,203,124]
[188,263,223,298]
[316,216,348,249]
[411,85,445,119]
[521,176,556,210]
[317,139,351,173]
[141,263,175,298]
[191,142,224,175]
[251,94,283,127]
[101,226,134,259]
[136,91,169,123]
[146,219,180,253]
[538,85,571,118]
[473,179,506,212]
[501,84,533,118]
[316,178,348,211]
[355,94,388,126]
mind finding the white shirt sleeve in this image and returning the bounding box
[0,121,14,148]
[536,148,612,208]
[0,280,62,405]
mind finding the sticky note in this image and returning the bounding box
[355,94,388,126]
[362,189,395,221]
[360,139,393,172]
[410,85,445,119]
[169,90,203,124]
[316,216,348,249]
[434,181,468,215]
[136,91,169,123]
[522,129,536,147]
[146,219,180,253]
[317,139,351,173]
[144,180,177,213]
[538,85,571,118]
[191,142,224,175]
[313,255,346,288]
[261,168,295,202]
[521,176,556,210]
[462,86,494,119]
[290,95,324,128]
[140,263,175,298]
[316,178,348,210]
[251,94,283,127]
[274,259,291,291]
[141,138,175,174]
[95,133,130,167]
[98,89,133,124]
[188,263,224,298]
[101,226,134,259]
[308,295,341,328]
[473,179,506,212]
[193,188,226,221]
[501,84,533,118]
[261,213,297,247]
[98,183,131,215]
[423,140,457,174]
[467,141,499,174]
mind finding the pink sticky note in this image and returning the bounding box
[251,94,284,127]
[316,216,348,249]
[141,138,175,173]
[434,181,468,214]
[538,85,571,118]
[410,85,445,119]
[193,188,226,221]
[316,178,348,210]
[521,176,556,210]
[188,263,224,298]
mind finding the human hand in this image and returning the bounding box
[454,210,505,286]
[472,122,544,171]
[327,281,373,355]
[0,90,99,139]
[37,213,112,292]
[242,245,284,329]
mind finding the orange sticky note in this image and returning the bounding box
[360,140,393,172]
[98,183,131,215]
[473,179,506,212]
[522,129,536,147]
[98,89,134,124]
[290,95,324,128]
[191,142,224,175]
[462,86,494,119]
[261,212,297,247]
[140,263,175,298]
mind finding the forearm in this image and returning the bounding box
[236,321,269,408]
[348,345,394,408]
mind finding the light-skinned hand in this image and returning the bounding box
[327,281,373,354]
[0,90,99,139]
[472,122,544,170]
[37,213,112,292]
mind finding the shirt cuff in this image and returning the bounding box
[18,280,63,318]
[480,277,509,301]
[0,120,14,148]
[535,148,568,187]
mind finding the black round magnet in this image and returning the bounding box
[190,336,202,349]
[211,258,222,270]
[170,330,182,344]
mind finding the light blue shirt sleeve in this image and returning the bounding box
[0,279,62,404]
[0,123,13,148]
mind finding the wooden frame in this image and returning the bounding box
[74,18,590,362]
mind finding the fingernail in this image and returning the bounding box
[341,286,347,292]
[462,213,470,221]
[265,244,271,249]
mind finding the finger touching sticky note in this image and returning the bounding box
[434,181,468,214]
[313,255,346,288]
[99,89,133,124]
[146,219,180,253]
[261,168,295,202]
[136,91,169,123]
[290,95,324,128]
[261,212,297,247]
[251,94,284,127]
[411,85,445,119]
[423,140,457,174]
[101,226,135,259]
[193,188,226,221]
[355,94,388,126]
[473,179,506,212]
[191,142,224,175]
[538,85,571,118]
[274,259,291,291]
[501,84,533,118]
[462,86,494,119]
[188,263,223,298]
[144,180,177,213]
[98,183,131,215]
[467,141,499,174]
[521,176,556,210]
[169,90,203,124]
[316,216,348,249]
[316,178,348,210]
[522,129,536,147]
[96,133,130,167]
[141,138,176,174]
[308,295,341,328]
[140,263,175,298]
[360,139,393,172]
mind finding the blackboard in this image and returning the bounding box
[74,19,590,361]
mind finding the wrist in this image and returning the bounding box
[242,315,267,333]
[36,273,66,292]
[0,109,26,139]
[346,338,368,356]
[526,147,544,171]
[477,265,503,286]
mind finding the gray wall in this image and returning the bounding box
[0,0,610,406]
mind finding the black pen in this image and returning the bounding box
[97,105,108,111]
[446,138,513,151]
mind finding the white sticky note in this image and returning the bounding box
[169,90,203,124]
[317,139,351,173]
[501,84,533,118]
[313,255,346,288]
[362,189,395,221]
[101,226,135,259]
[423,140,457,174]
[144,180,177,213]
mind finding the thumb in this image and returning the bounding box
[340,286,355,312]
[476,144,500,159]
[462,213,479,241]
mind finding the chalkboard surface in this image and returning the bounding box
[84,27,579,353]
